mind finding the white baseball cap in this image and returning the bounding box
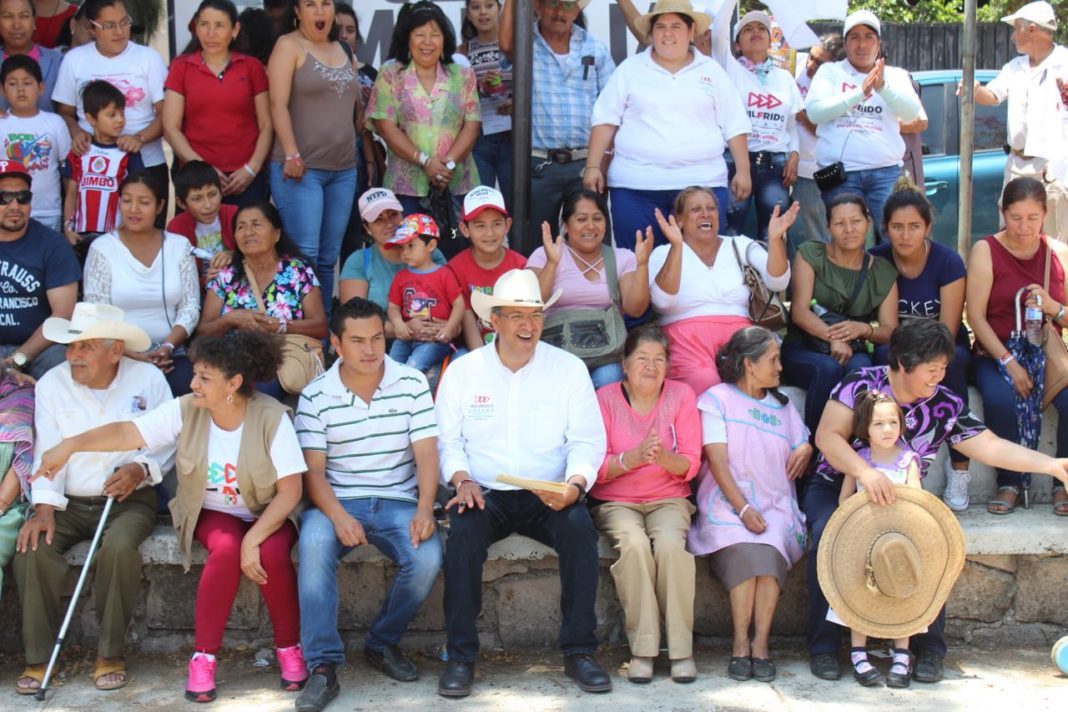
[843,10,881,38]
[357,187,403,223]
[462,185,509,221]
[733,10,771,41]
[1002,1,1057,31]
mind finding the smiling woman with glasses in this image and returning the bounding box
[53,0,171,225]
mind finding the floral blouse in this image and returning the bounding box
[366,59,481,197]
[207,257,320,321]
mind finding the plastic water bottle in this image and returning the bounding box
[1025,294,1043,346]
[190,246,214,261]
[810,299,829,317]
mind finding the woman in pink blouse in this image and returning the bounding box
[589,325,701,685]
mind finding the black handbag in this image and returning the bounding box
[813,161,846,192]
[801,254,872,354]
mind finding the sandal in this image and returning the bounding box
[93,657,129,691]
[1054,489,1068,517]
[986,486,1019,515]
[15,664,45,695]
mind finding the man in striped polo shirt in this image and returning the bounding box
[294,298,441,712]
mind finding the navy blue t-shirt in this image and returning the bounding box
[0,219,80,344]
[870,240,966,322]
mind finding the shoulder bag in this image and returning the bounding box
[730,237,788,331]
[245,268,324,395]
[800,253,872,355]
[1042,244,1068,409]
[540,245,628,369]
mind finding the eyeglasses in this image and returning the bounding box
[0,190,32,206]
[499,311,544,325]
[90,16,133,32]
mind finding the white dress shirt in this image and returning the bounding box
[32,357,175,509]
[435,341,606,489]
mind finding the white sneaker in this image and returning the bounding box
[942,458,971,512]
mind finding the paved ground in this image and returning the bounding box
[2,644,1064,711]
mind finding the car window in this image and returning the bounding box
[973,101,1008,152]
[920,83,947,156]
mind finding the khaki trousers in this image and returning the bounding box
[593,498,695,659]
[1003,155,1068,241]
[14,488,156,664]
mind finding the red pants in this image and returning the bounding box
[193,509,299,654]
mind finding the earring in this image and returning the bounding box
[227,393,234,404]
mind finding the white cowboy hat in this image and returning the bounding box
[471,269,561,323]
[43,302,151,353]
[636,0,712,39]
[818,487,965,640]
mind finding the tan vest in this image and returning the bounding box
[169,392,291,570]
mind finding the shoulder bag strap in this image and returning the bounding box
[1044,239,1052,294]
[243,267,269,315]
[601,244,620,308]
[834,254,871,314]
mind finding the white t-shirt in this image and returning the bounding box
[0,111,71,219]
[805,59,921,172]
[135,398,306,521]
[795,60,818,180]
[591,49,750,189]
[52,42,167,167]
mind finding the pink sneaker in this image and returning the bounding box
[277,644,309,691]
[185,653,217,703]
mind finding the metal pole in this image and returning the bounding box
[512,0,534,255]
[958,0,977,260]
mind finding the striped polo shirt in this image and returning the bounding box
[295,356,437,502]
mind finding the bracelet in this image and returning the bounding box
[867,323,875,339]
[581,165,601,175]
[1056,305,1066,323]
[136,133,147,144]
[999,352,1016,366]
[285,152,302,162]
[243,163,257,177]
[738,503,751,519]
[457,478,479,491]
[137,461,151,482]
[417,151,430,167]
[161,341,175,353]
[617,451,630,471]
[277,318,288,334]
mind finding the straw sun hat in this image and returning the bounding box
[635,0,712,39]
[818,487,965,640]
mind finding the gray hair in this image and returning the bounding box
[715,326,787,404]
[820,32,844,61]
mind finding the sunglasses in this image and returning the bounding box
[0,190,32,206]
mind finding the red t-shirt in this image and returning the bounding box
[164,53,268,172]
[388,265,463,321]
[983,235,1066,342]
[33,5,78,49]
[447,247,528,308]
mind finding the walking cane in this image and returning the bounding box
[35,495,116,701]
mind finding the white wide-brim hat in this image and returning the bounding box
[43,302,151,353]
[818,486,965,640]
[471,269,561,323]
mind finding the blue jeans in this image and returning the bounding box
[528,159,584,254]
[820,164,902,243]
[299,498,442,667]
[389,339,451,374]
[444,489,599,662]
[780,340,872,434]
[590,362,623,389]
[609,186,729,251]
[726,152,792,242]
[802,473,948,657]
[974,356,1068,492]
[789,177,828,254]
[472,132,513,210]
[221,170,267,208]
[269,162,358,318]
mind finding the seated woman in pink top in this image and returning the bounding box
[589,326,701,685]
[687,326,812,684]
[527,189,651,388]
[648,186,796,395]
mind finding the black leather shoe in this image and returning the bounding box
[809,653,841,681]
[727,656,752,681]
[752,657,777,682]
[438,660,475,698]
[853,665,883,687]
[295,665,340,712]
[912,650,944,683]
[365,645,418,682]
[564,654,612,693]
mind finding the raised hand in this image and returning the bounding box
[653,208,684,246]
[541,221,564,264]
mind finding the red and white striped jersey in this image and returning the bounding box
[65,142,143,234]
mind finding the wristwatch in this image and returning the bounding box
[568,481,587,503]
[10,351,27,369]
[445,159,457,172]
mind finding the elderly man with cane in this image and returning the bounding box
[12,303,174,695]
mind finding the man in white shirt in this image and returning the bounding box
[13,302,173,694]
[968,1,1068,241]
[804,10,921,241]
[294,298,441,712]
[434,269,608,698]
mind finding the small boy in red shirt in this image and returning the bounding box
[166,160,237,285]
[387,213,465,373]
[449,186,527,350]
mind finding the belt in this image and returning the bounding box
[751,150,785,168]
[531,148,589,164]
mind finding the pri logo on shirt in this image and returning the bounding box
[748,92,782,110]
